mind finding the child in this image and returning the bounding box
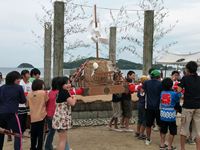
[29,68,41,83]
[121,71,135,132]
[52,77,77,150]
[142,69,162,145]
[108,73,123,131]
[135,75,148,140]
[27,79,48,150]
[0,71,26,150]
[159,78,181,150]
[18,70,32,136]
[45,77,59,150]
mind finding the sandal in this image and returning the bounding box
[159,144,167,150]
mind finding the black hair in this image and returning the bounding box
[127,70,135,77]
[186,61,198,74]
[148,68,155,75]
[30,68,41,77]
[57,76,69,90]
[21,70,30,76]
[171,70,180,76]
[162,78,173,91]
[5,71,21,85]
[32,79,44,91]
[51,77,60,90]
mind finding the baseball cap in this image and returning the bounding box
[150,70,160,78]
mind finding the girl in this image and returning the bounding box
[27,79,48,150]
[52,76,77,150]
[0,71,26,150]
[45,77,59,150]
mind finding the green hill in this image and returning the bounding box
[63,57,142,69]
[63,57,172,70]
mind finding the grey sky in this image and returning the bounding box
[0,0,200,67]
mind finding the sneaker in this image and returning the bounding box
[187,138,196,145]
[123,128,134,132]
[112,128,123,132]
[159,144,168,150]
[138,134,146,140]
[153,125,159,132]
[145,138,152,145]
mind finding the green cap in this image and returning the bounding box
[150,70,160,78]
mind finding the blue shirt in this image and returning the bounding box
[160,91,181,122]
[0,84,26,113]
[142,79,162,109]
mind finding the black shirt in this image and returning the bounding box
[56,89,70,103]
[112,94,122,102]
[0,84,26,113]
[142,79,162,109]
[179,75,200,109]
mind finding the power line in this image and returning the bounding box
[68,3,145,12]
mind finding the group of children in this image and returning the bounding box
[1,61,200,150]
[0,68,76,150]
[109,61,200,150]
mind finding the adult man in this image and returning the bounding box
[178,61,200,150]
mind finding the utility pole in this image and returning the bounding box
[44,22,52,89]
[143,10,154,75]
[94,5,99,59]
[53,0,64,77]
[109,27,117,67]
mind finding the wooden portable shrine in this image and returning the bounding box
[70,59,128,96]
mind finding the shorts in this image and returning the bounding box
[112,102,122,118]
[160,120,177,135]
[180,108,200,138]
[146,109,160,127]
[137,108,146,126]
[121,100,132,118]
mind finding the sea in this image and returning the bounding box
[0,67,173,79]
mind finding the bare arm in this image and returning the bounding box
[67,95,77,106]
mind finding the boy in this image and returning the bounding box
[135,75,148,140]
[160,78,181,150]
[142,69,162,145]
[121,71,135,132]
[108,73,123,131]
[19,70,32,135]
[178,61,200,150]
[29,68,41,83]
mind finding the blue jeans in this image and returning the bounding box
[45,117,56,150]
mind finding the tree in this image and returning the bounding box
[108,0,178,62]
[32,0,90,62]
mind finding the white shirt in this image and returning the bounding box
[19,79,32,107]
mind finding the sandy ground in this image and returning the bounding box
[4,124,196,150]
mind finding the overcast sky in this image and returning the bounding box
[0,0,200,67]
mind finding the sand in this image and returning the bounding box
[4,124,195,150]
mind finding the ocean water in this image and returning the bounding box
[0,67,172,79]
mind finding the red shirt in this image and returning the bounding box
[46,90,58,117]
